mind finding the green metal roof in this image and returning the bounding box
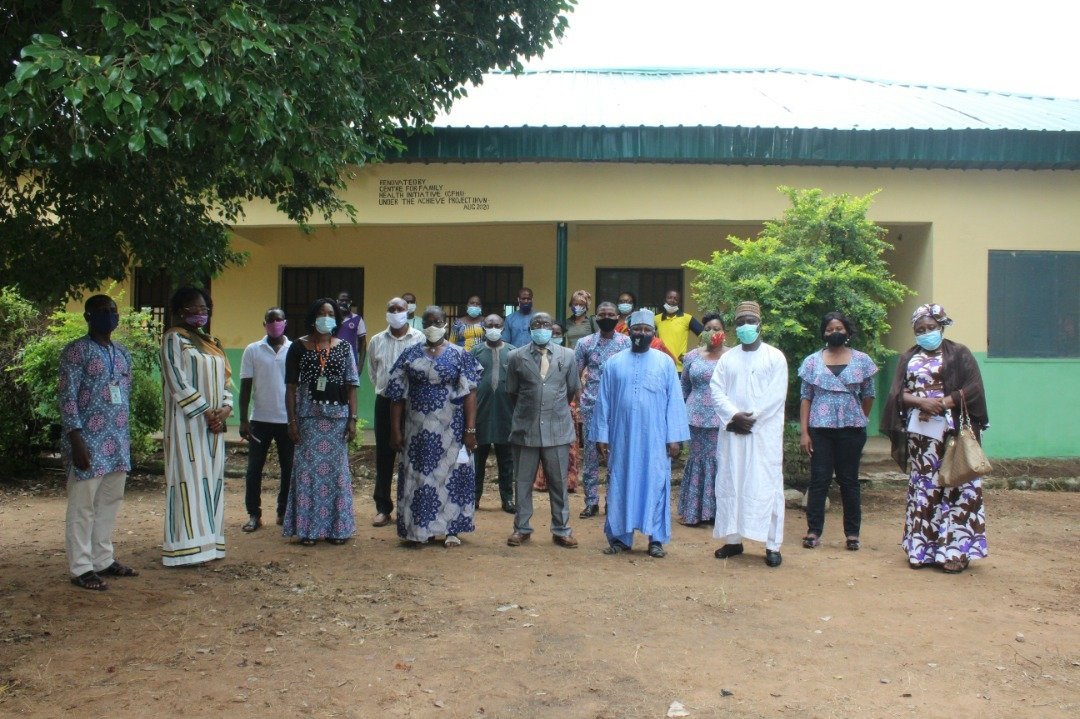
[391,70,1080,169]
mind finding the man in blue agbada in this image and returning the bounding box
[593,310,689,558]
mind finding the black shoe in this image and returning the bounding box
[501,501,516,514]
[647,542,666,558]
[579,504,599,519]
[765,550,783,568]
[714,543,744,559]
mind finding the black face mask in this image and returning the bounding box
[87,311,119,335]
[596,317,618,333]
[825,332,847,347]
[630,332,652,352]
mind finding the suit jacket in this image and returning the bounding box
[506,342,580,447]
[470,341,516,445]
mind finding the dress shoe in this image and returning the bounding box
[647,541,666,558]
[276,514,284,526]
[372,513,391,527]
[765,549,783,568]
[506,531,531,547]
[579,504,599,519]
[501,501,516,514]
[242,516,262,532]
[552,533,578,548]
[714,543,744,559]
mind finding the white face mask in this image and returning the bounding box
[484,327,503,343]
[663,303,679,314]
[386,311,408,329]
[406,303,417,315]
[423,325,446,343]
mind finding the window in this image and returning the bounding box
[133,268,211,330]
[280,267,364,333]
[988,250,1079,358]
[595,267,683,312]
[435,265,523,323]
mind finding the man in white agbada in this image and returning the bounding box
[710,300,789,567]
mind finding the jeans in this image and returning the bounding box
[244,421,295,519]
[373,394,397,515]
[474,442,514,506]
[805,426,867,538]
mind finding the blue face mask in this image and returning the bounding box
[617,303,633,315]
[916,329,943,351]
[530,328,552,345]
[552,336,564,345]
[466,306,482,318]
[315,316,337,335]
[735,323,760,345]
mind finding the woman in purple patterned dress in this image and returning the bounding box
[282,298,359,546]
[677,313,726,526]
[881,304,989,573]
[388,306,482,547]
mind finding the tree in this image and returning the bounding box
[0,0,574,302]
[686,186,912,410]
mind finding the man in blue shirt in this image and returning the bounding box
[58,295,139,590]
[503,286,535,347]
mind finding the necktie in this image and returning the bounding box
[539,347,549,379]
[490,346,500,390]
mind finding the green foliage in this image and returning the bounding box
[687,186,912,410]
[0,286,48,475]
[15,286,164,466]
[0,0,575,302]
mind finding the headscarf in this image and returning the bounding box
[733,300,762,320]
[628,309,655,329]
[910,303,953,327]
[570,289,592,310]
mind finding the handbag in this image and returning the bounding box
[938,390,991,487]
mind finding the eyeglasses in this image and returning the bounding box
[423,319,447,328]
[530,321,554,329]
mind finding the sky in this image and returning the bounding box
[523,0,1080,99]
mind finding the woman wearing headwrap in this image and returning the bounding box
[880,304,988,573]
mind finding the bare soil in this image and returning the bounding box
[1,451,1077,719]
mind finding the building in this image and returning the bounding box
[125,69,1080,457]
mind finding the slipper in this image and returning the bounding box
[443,535,462,548]
[602,540,630,555]
[845,537,861,551]
[71,571,108,591]
[941,558,969,573]
[99,561,139,577]
[327,538,349,545]
[298,538,317,547]
[802,534,820,549]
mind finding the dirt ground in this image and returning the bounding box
[1,452,1078,719]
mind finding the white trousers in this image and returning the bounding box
[66,471,127,577]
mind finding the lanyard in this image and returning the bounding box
[93,338,117,383]
[315,338,330,376]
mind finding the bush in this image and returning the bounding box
[0,286,48,476]
[15,287,163,466]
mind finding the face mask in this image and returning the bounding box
[701,329,725,348]
[630,332,652,352]
[596,317,618,333]
[916,329,943,351]
[466,306,482,318]
[663,303,679,314]
[265,319,287,338]
[315,316,336,335]
[530,328,551,345]
[484,327,503,343]
[87,311,119,335]
[423,325,446,343]
[386,311,408,329]
[736,323,760,345]
[617,303,633,315]
[825,332,847,347]
[338,303,351,315]
[406,303,417,315]
[184,313,208,328]
[552,336,564,345]
[519,302,533,314]
[570,305,586,317]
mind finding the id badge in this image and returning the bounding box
[109,384,122,405]
[316,376,327,392]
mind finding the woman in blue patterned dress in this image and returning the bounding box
[388,306,482,547]
[881,304,988,573]
[282,298,359,546]
[677,313,726,526]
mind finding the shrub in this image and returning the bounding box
[0,286,48,476]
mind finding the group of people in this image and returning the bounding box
[59,282,989,591]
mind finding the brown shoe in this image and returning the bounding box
[552,533,578,549]
[372,513,391,527]
[507,531,531,547]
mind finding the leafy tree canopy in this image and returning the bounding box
[0,0,574,302]
[687,186,912,408]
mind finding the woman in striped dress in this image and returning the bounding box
[161,287,233,567]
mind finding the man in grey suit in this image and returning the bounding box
[505,312,581,548]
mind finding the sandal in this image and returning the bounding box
[941,558,969,574]
[242,516,262,532]
[647,542,666,558]
[298,538,317,547]
[443,535,462,548]
[845,537,860,551]
[71,571,108,591]
[602,540,630,555]
[802,534,820,549]
[327,538,349,545]
[99,561,139,577]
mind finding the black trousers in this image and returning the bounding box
[805,426,867,538]
[373,394,397,515]
[244,421,295,519]
[474,442,514,506]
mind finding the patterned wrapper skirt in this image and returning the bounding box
[282,417,356,541]
[678,425,719,525]
[903,432,987,566]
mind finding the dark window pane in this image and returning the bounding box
[133,269,211,331]
[595,267,683,312]
[988,250,1080,358]
[435,265,524,324]
[281,268,364,334]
